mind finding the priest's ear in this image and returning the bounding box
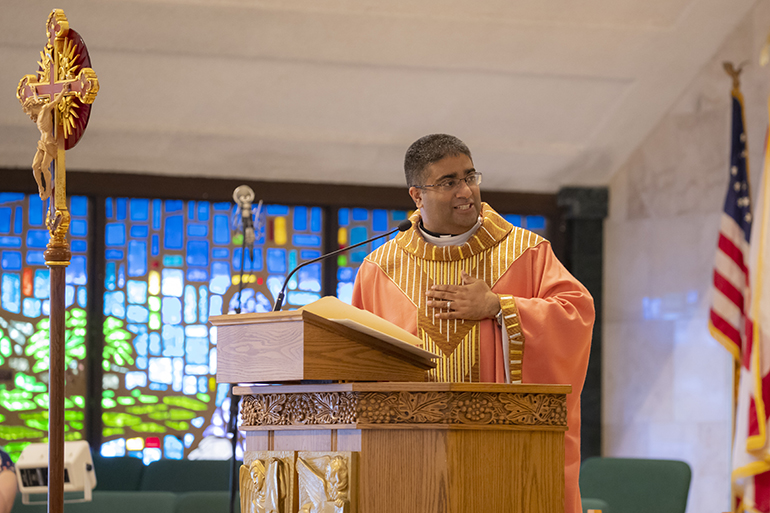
[408,186,424,209]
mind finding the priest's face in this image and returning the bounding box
[408,153,482,235]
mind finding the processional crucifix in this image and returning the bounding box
[16,9,99,513]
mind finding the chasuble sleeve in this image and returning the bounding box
[497,240,594,513]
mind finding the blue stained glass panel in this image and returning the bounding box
[212,249,229,259]
[152,235,160,256]
[1,273,21,313]
[148,357,173,384]
[72,240,87,253]
[504,215,522,227]
[130,226,149,238]
[187,268,208,282]
[165,200,183,213]
[350,226,367,245]
[352,208,368,221]
[14,207,22,234]
[71,219,88,236]
[116,198,127,220]
[392,210,408,220]
[233,249,256,273]
[105,262,117,290]
[28,196,43,226]
[163,255,183,267]
[293,235,321,247]
[198,203,210,221]
[266,205,289,216]
[164,216,183,249]
[0,237,21,248]
[26,251,45,265]
[298,264,321,292]
[127,306,150,323]
[153,200,162,230]
[337,267,354,282]
[77,287,87,307]
[104,291,125,318]
[127,280,147,304]
[213,215,229,245]
[526,215,546,230]
[34,269,50,299]
[287,291,321,306]
[149,333,161,356]
[350,251,367,264]
[338,208,349,227]
[0,208,11,234]
[161,325,184,357]
[106,223,126,246]
[162,297,183,325]
[186,241,209,266]
[71,196,88,217]
[310,208,322,232]
[188,224,208,237]
[106,198,113,218]
[185,338,208,365]
[188,202,195,220]
[198,287,208,323]
[267,248,287,273]
[213,202,230,211]
[68,256,87,285]
[128,241,148,277]
[66,285,75,307]
[301,250,321,260]
[164,436,184,460]
[293,207,307,231]
[372,210,388,232]
[184,286,197,324]
[22,298,41,318]
[1,251,22,270]
[27,230,49,248]
[0,193,24,204]
[106,250,124,260]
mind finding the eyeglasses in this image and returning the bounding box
[414,172,483,192]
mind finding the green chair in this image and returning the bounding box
[579,457,691,513]
[139,459,234,493]
[175,491,241,513]
[582,497,610,512]
[92,455,145,491]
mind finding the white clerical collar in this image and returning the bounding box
[418,216,483,247]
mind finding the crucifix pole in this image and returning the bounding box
[17,10,98,513]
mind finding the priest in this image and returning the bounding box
[352,134,594,513]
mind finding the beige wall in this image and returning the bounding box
[603,1,770,511]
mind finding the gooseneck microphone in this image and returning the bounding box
[272,218,412,311]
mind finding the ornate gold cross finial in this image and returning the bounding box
[16,8,99,264]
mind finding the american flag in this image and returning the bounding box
[709,91,752,361]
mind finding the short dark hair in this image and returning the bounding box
[404,134,472,187]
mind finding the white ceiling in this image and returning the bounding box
[0,0,758,192]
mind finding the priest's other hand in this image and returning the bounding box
[426,271,500,320]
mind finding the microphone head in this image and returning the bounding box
[233,185,255,206]
[397,219,413,232]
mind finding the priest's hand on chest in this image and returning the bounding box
[426,271,501,321]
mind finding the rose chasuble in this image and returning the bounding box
[352,203,594,513]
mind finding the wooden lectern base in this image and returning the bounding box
[235,382,568,513]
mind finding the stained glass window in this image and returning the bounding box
[0,193,90,462]
[503,214,548,238]
[335,208,411,304]
[100,199,324,461]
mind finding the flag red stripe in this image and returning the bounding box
[718,233,749,275]
[710,310,742,348]
[714,270,745,310]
